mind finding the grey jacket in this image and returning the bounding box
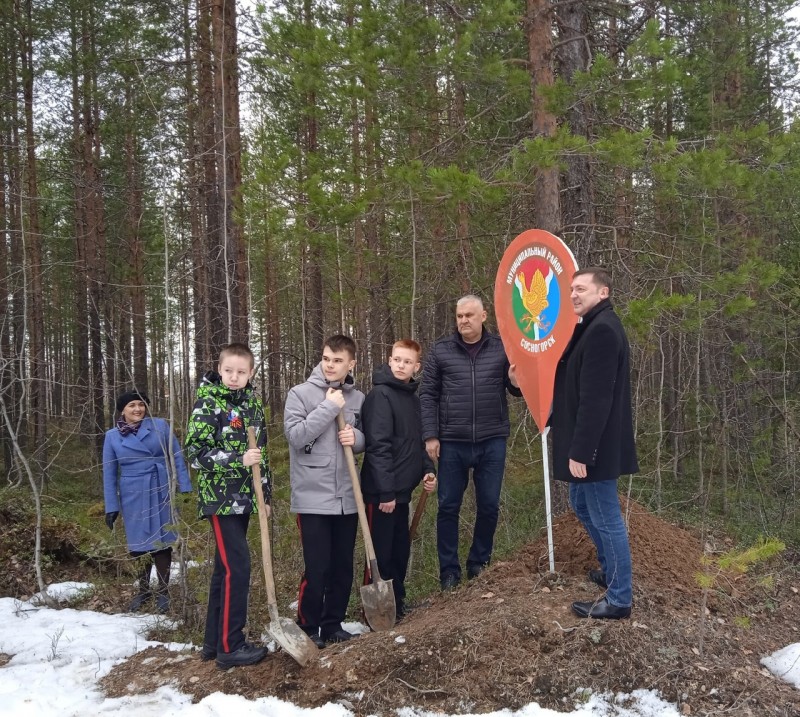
[284,363,365,515]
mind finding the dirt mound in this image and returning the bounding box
[0,504,88,599]
[101,502,800,716]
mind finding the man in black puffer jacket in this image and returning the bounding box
[361,339,436,619]
[420,295,521,590]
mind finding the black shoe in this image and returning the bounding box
[467,563,488,580]
[572,597,631,620]
[588,569,608,589]
[440,573,460,591]
[300,627,326,649]
[323,629,355,644]
[128,590,152,612]
[155,592,170,614]
[395,602,409,623]
[200,645,216,661]
[215,643,267,669]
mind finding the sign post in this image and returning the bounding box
[494,229,578,572]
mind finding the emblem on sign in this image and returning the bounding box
[495,229,578,432]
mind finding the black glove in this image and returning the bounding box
[105,511,119,530]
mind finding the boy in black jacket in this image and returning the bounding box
[361,339,436,619]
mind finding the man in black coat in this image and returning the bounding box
[420,295,521,590]
[551,268,638,619]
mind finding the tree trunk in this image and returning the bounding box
[213,0,249,342]
[302,0,324,357]
[528,0,560,235]
[70,10,91,440]
[555,0,594,263]
[21,0,47,480]
[197,0,227,360]
[124,82,148,393]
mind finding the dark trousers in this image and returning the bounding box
[365,502,410,609]
[296,513,358,639]
[204,513,251,655]
[436,437,507,580]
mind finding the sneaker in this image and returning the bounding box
[323,629,355,644]
[200,645,216,661]
[215,643,267,669]
[440,572,460,591]
[467,563,488,580]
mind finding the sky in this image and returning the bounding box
[1,582,797,717]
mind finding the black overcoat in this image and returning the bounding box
[551,299,639,483]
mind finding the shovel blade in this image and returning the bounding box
[360,578,396,632]
[268,615,319,667]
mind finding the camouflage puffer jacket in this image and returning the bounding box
[185,371,272,517]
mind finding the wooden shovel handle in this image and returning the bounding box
[248,426,278,607]
[409,490,429,541]
[335,411,382,575]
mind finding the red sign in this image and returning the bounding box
[494,229,579,433]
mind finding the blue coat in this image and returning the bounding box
[103,417,192,553]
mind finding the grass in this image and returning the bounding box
[3,415,799,648]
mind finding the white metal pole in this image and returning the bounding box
[541,427,555,572]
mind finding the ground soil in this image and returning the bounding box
[91,500,800,716]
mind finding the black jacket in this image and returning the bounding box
[360,364,435,504]
[420,329,522,443]
[551,299,639,483]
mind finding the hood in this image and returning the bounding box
[371,363,419,393]
[307,362,357,391]
[196,370,254,405]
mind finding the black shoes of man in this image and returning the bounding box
[440,572,460,591]
[301,627,356,648]
[572,569,630,619]
[467,562,488,580]
[571,597,631,620]
[588,569,608,589]
[215,642,268,669]
[323,628,356,644]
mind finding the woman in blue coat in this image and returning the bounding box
[103,390,192,612]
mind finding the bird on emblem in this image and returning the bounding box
[514,270,549,331]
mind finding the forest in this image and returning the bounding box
[2,0,800,547]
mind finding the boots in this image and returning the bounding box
[153,548,172,614]
[129,563,152,612]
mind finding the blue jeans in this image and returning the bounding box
[569,480,632,607]
[436,438,507,580]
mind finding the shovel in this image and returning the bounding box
[248,427,318,666]
[336,411,396,631]
[409,490,429,541]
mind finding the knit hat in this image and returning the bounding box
[116,390,150,414]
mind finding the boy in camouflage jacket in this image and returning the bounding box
[185,342,271,669]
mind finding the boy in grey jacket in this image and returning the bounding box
[284,335,365,646]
